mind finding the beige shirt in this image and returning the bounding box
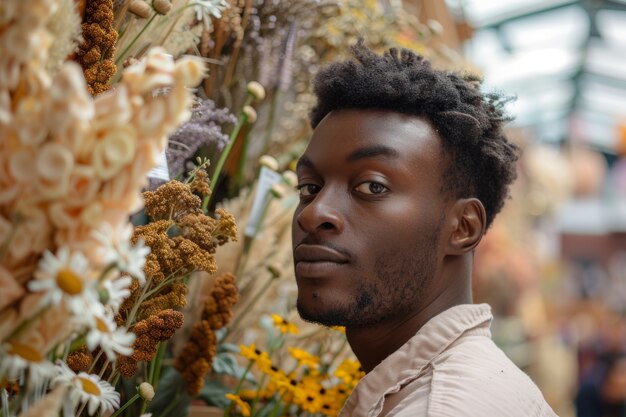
[338,304,558,417]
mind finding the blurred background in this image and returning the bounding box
[406,1,626,416]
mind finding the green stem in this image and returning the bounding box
[248,373,267,415]
[232,127,251,195]
[115,13,157,66]
[203,95,254,212]
[224,361,254,417]
[110,393,141,417]
[268,397,283,417]
[152,342,167,389]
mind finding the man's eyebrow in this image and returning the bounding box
[296,155,314,171]
[346,145,399,163]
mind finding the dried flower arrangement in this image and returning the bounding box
[0,0,450,416]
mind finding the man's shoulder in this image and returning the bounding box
[391,335,558,417]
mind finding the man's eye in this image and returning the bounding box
[354,182,388,195]
[296,184,321,197]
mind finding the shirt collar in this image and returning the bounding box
[340,303,493,417]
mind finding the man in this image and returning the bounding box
[291,41,558,417]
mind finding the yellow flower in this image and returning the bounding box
[268,372,301,403]
[271,314,299,334]
[239,343,272,371]
[239,388,272,401]
[293,387,324,413]
[334,359,365,386]
[225,394,250,417]
[288,347,319,369]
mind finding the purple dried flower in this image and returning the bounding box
[166,99,236,178]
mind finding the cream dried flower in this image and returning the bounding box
[139,382,155,401]
[129,0,152,18]
[259,155,279,171]
[92,126,137,180]
[246,81,266,101]
[242,105,257,123]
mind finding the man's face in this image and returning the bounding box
[292,109,450,328]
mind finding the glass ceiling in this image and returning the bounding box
[446,0,626,152]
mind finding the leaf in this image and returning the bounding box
[147,367,191,417]
[217,342,240,353]
[212,352,256,383]
[198,379,230,408]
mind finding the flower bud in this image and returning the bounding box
[270,183,287,199]
[129,0,151,18]
[152,0,172,15]
[139,382,155,401]
[281,170,297,187]
[259,155,279,171]
[246,81,265,101]
[242,105,257,123]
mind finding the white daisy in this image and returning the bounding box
[85,308,134,360]
[54,361,120,415]
[93,226,151,285]
[0,341,58,389]
[99,274,132,313]
[29,247,96,313]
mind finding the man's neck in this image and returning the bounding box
[345,262,472,373]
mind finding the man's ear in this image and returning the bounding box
[446,198,487,255]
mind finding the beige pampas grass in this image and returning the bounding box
[46,0,83,75]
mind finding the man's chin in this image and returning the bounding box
[296,301,351,328]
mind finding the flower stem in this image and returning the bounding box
[152,342,167,388]
[110,393,141,417]
[115,13,157,66]
[224,361,253,417]
[203,95,254,212]
[268,397,283,417]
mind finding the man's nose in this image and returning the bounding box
[295,188,345,234]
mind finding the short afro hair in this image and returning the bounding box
[309,41,519,229]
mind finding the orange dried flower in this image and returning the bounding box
[190,169,211,197]
[76,0,118,95]
[175,273,238,395]
[66,346,93,372]
[213,209,238,246]
[136,282,187,321]
[143,181,202,221]
[132,182,237,289]
[118,309,184,376]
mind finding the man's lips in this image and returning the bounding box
[294,244,349,264]
[294,244,349,277]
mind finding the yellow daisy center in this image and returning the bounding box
[77,376,101,396]
[95,317,109,333]
[56,268,83,295]
[8,341,44,362]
